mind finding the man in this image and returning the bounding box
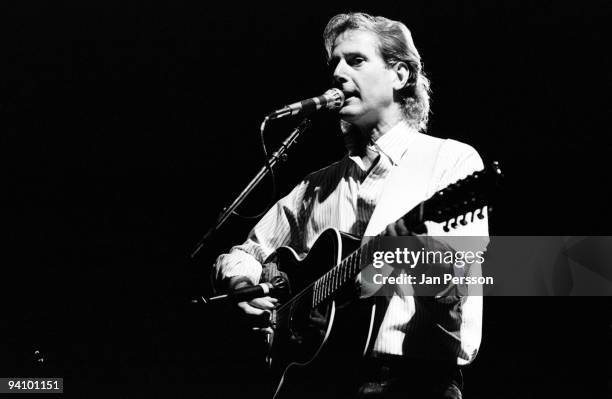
[214,12,488,398]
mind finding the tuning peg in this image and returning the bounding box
[443,221,450,232]
[459,215,468,226]
[487,206,493,214]
[450,218,458,229]
[477,208,485,219]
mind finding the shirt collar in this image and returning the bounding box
[371,120,417,166]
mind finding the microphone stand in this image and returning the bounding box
[190,117,312,258]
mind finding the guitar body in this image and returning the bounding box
[266,228,379,398]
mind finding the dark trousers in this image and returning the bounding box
[277,355,463,399]
[355,356,463,398]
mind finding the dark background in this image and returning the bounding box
[2,1,611,397]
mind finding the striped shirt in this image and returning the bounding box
[214,121,488,364]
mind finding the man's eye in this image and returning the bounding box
[350,57,365,66]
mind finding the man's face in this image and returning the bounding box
[330,29,397,128]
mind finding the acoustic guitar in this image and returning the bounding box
[263,162,503,398]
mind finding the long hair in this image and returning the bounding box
[323,12,431,132]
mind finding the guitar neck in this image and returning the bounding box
[311,234,383,308]
[310,161,502,308]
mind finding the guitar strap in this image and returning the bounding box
[363,132,447,237]
[358,132,447,355]
[360,132,447,298]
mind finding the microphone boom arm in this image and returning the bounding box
[190,117,312,258]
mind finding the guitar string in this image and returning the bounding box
[270,167,492,323]
[273,198,480,321]
[274,248,360,320]
[272,203,482,322]
[273,237,379,322]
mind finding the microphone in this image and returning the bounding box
[267,88,345,120]
[198,276,289,305]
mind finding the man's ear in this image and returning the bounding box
[393,62,410,90]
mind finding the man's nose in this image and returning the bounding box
[332,60,349,85]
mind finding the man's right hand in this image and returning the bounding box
[228,276,279,321]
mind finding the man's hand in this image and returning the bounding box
[228,276,278,325]
[384,218,429,236]
[383,218,414,236]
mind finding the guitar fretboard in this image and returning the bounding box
[312,234,384,308]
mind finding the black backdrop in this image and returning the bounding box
[2,1,611,398]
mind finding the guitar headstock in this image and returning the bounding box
[406,161,503,232]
